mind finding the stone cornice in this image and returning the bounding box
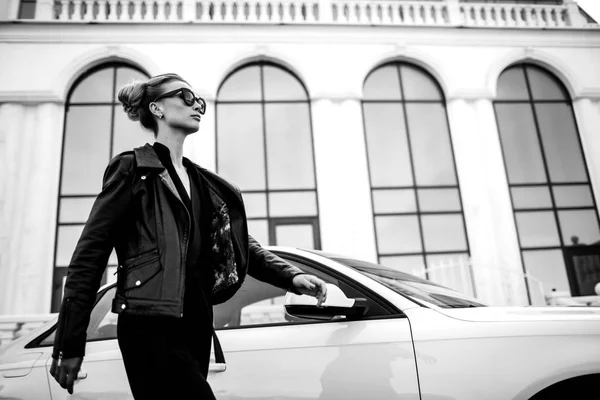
[1,21,600,48]
[0,91,64,104]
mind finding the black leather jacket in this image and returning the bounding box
[52,144,303,359]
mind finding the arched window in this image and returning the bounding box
[52,63,150,311]
[495,63,600,303]
[362,62,470,287]
[216,61,320,250]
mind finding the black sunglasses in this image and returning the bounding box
[153,88,206,114]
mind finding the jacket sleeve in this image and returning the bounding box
[52,155,134,360]
[246,235,305,294]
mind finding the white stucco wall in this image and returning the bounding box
[1,22,600,312]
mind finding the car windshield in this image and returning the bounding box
[310,251,486,308]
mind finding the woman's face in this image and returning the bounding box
[153,80,203,134]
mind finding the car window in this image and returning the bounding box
[40,287,118,346]
[214,257,392,330]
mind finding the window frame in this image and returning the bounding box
[215,61,321,248]
[51,63,149,312]
[214,252,404,331]
[362,62,471,278]
[494,63,600,302]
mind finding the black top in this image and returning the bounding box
[153,142,214,317]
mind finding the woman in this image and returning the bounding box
[50,73,327,399]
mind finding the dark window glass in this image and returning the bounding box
[363,62,469,279]
[53,64,150,312]
[216,62,320,248]
[494,63,600,303]
[495,104,546,183]
[217,104,266,191]
[265,103,315,190]
[405,103,456,185]
[217,65,262,101]
[363,103,412,187]
[535,104,587,182]
[18,0,36,19]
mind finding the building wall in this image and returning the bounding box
[1,22,600,313]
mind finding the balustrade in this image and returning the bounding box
[30,1,600,29]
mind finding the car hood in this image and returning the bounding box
[438,306,600,323]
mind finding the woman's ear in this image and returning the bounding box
[149,102,163,119]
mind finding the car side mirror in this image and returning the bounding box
[284,284,368,321]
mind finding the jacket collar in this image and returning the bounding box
[134,143,165,170]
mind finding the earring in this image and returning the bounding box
[158,114,163,119]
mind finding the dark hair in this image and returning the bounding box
[117,73,190,137]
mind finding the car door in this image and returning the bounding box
[25,286,132,400]
[210,255,420,400]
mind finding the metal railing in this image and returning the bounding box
[28,0,596,28]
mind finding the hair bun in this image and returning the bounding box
[117,81,147,122]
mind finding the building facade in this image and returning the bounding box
[1,0,599,314]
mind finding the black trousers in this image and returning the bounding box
[117,311,216,399]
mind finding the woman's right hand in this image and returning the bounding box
[50,356,83,394]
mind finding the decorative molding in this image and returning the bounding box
[0,91,64,104]
[574,87,600,101]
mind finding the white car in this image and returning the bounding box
[1,247,599,400]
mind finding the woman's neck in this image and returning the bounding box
[155,134,186,169]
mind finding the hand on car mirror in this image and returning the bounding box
[292,274,328,307]
[50,356,83,394]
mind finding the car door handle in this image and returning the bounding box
[208,363,226,373]
[77,370,88,380]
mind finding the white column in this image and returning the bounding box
[310,98,377,262]
[573,98,600,213]
[0,103,64,315]
[0,0,20,19]
[185,99,216,172]
[35,0,54,20]
[446,97,528,306]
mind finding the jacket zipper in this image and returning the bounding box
[159,175,191,318]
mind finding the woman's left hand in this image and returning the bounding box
[292,275,328,307]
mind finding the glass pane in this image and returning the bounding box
[522,250,570,302]
[108,249,118,265]
[552,185,594,208]
[426,253,473,297]
[372,189,416,214]
[535,104,587,183]
[18,2,36,18]
[56,225,84,266]
[363,104,412,187]
[375,215,422,254]
[379,255,425,276]
[218,65,262,101]
[217,104,265,191]
[495,104,546,184]
[511,186,552,209]
[262,66,307,101]
[248,219,269,245]
[115,67,148,94]
[363,65,401,101]
[61,106,112,195]
[59,198,96,224]
[558,210,600,246]
[515,211,560,247]
[421,215,467,252]
[401,65,442,101]
[496,66,529,101]
[570,252,600,296]
[112,105,153,156]
[418,188,461,212]
[265,104,315,190]
[243,193,267,218]
[269,192,317,217]
[526,66,568,101]
[70,68,114,103]
[406,103,456,186]
[275,224,314,249]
